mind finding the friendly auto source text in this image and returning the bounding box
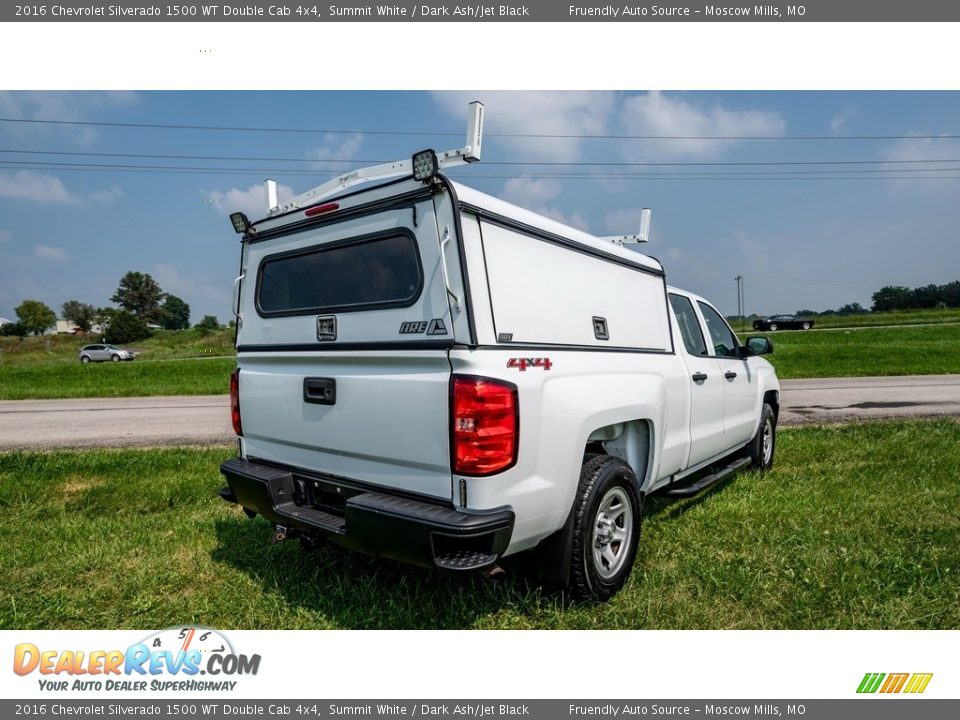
[15,4,537,17]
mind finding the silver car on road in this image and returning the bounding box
[78,344,136,363]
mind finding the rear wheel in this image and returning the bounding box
[769,323,778,331]
[802,322,811,330]
[748,403,777,471]
[570,455,643,602]
[81,355,91,364]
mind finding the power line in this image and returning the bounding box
[4,147,960,167]
[1,116,958,141]
[4,158,960,178]
[3,165,960,182]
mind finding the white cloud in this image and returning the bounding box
[880,134,960,192]
[503,176,562,206]
[205,182,295,218]
[498,175,589,232]
[620,92,785,160]
[829,106,858,135]
[538,207,590,232]
[35,244,69,262]
[308,132,365,171]
[0,171,78,203]
[90,186,124,205]
[432,91,615,162]
[0,91,139,145]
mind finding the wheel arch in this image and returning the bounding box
[584,418,655,494]
[763,389,780,421]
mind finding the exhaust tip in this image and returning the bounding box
[484,564,507,581]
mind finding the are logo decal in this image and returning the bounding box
[399,319,448,335]
[507,357,552,372]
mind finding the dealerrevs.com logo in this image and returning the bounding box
[857,672,933,694]
[13,626,261,693]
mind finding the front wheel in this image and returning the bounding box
[748,403,777,471]
[769,323,778,331]
[570,455,643,602]
[111,354,120,362]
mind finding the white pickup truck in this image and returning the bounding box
[219,105,780,601]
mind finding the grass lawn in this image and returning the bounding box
[0,357,236,400]
[761,324,960,379]
[1,419,958,630]
[3,324,960,400]
[729,307,960,331]
[0,329,237,400]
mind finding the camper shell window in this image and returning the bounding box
[255,230,423,316]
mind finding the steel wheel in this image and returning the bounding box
[802,322,811,330]
[761,416,774,466]
[749,403,777,471]
[592,486,634,580]
[570,455,643,601]
[769,323,778,331]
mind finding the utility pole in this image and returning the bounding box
[734,275,746,332]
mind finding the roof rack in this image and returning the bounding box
[266,101,485,216]
[601,208,652,246]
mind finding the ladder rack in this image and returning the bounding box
[601,208,652,246]
[266,101,485,216]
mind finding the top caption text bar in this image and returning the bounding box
[6,1,960,22]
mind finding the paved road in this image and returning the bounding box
[778,374,960,426]
[1,375,959,450]
[0,396,234,451]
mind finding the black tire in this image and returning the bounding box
[769,323,778,331]
[748,403,777,471]
[111,354,120,362]
[570,455,643,602]
[81,356,91,364]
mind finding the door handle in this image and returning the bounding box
[691,372,708,382]
[724,371,738,380]
[303,377,336,405]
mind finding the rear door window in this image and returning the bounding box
[256,231,423,316]
[669,293,708,356]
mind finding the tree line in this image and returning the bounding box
[788,281,959,317]
[870,281,960,312]
[1,271,222,343]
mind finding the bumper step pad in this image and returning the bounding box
[219,457,513,572]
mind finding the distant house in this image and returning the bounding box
[53,320,104,335]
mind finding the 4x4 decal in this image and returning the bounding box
[507,357,553,372]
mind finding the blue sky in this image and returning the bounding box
[1,90,958,324]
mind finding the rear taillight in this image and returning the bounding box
[230,368,242,436]
[451,376,518,476]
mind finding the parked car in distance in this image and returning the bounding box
[752,314,814,331]
[78,344,136,363]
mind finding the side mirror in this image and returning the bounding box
[740,336,774,357]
